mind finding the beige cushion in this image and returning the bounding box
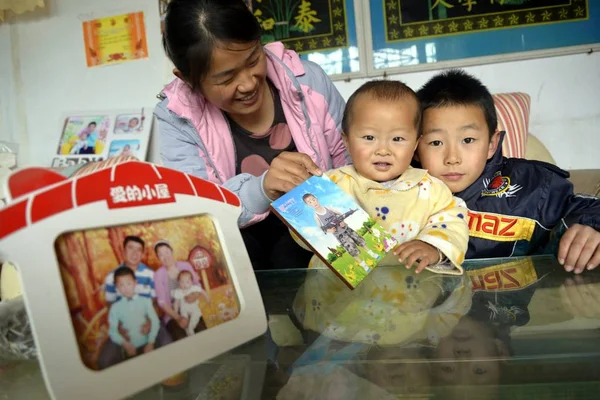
[525,134,556,165]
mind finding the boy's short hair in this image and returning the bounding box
[302,193,316,203]
[417,69,497,139]
[114,266,136,283]
[342,79,421,135]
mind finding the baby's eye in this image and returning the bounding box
[362,135,375,141]
[392,137,404,142]
[463,137,476,144]
[429,140,443,146]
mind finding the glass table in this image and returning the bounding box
[3,255,600,399]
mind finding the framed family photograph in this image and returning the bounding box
[0,161,267,399]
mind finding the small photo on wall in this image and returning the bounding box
[54,215,241,371]
[114,114,145,134]
[109,139,141,158]
[57,116,110,156]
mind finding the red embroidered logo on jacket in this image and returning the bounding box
[482,171,522,198]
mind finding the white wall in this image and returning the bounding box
[1,0,599,170]
[335,53,600,171]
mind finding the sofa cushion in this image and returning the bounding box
[493,92,531,159]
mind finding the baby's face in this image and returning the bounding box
[432,317,505,386]
[344,95,419,182]
[128,119,139,128]
[179,274,193,290]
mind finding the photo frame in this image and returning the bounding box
[365,0,600,74]
[52,108,153,169]
[0,161,267,399]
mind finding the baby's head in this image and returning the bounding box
[302,193,320,209]
[415,69,500,193]
[342,80,421,182]
[114,266,136,299]
[430,315,509,395]
[177,270,194,291]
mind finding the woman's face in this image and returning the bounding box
[156,245,174,266]
[200,40,268,118]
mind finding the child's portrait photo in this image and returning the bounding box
[108,139,141,159]
[54,215,241,371]
[57,115,110,156]
[114,113,145,134]
[272,176,397,288]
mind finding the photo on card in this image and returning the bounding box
[271,175,398,289]
[54,215,241,371]
[57,115,110,156]
[108,139,141,159]
[114,113,145,134]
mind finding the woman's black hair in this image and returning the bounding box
[163,0,261,91]
[154,241,173,255]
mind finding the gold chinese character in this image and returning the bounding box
[459,0,477,12]
[294,1,321,33]
[431,0,454,10]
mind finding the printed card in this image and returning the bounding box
[271,175,398,289]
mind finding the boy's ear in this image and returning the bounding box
[487,131,501,159]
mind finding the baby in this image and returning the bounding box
[299,80,469,274]
[171,270,209,336]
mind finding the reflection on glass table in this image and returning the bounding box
[3,255,600,399]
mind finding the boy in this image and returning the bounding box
[108,267,160,360]
[296,80,469,274]
[302,192,380,272]
[415,69,600,274]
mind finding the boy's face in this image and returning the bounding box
[417,105,499,193]
[344,95,419,182]
[116,274,136,298]
[179,273,193,291]
[304,195,320,208]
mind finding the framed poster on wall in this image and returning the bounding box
[365,0,600,74]
[253,0,367,79]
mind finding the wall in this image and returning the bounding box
[335,52,600,171]
[1,0,599,170]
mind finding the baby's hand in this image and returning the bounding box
[394,240,440,274]
[558,224,600,274]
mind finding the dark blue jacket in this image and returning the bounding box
[456,133,600,259]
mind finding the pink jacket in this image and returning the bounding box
[154,42,349,227]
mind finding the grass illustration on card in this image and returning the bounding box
[271,175,398,289]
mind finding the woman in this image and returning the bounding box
[155,0,349,270]
[154,240,208,341]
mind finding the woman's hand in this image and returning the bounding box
[263,152,322,200]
